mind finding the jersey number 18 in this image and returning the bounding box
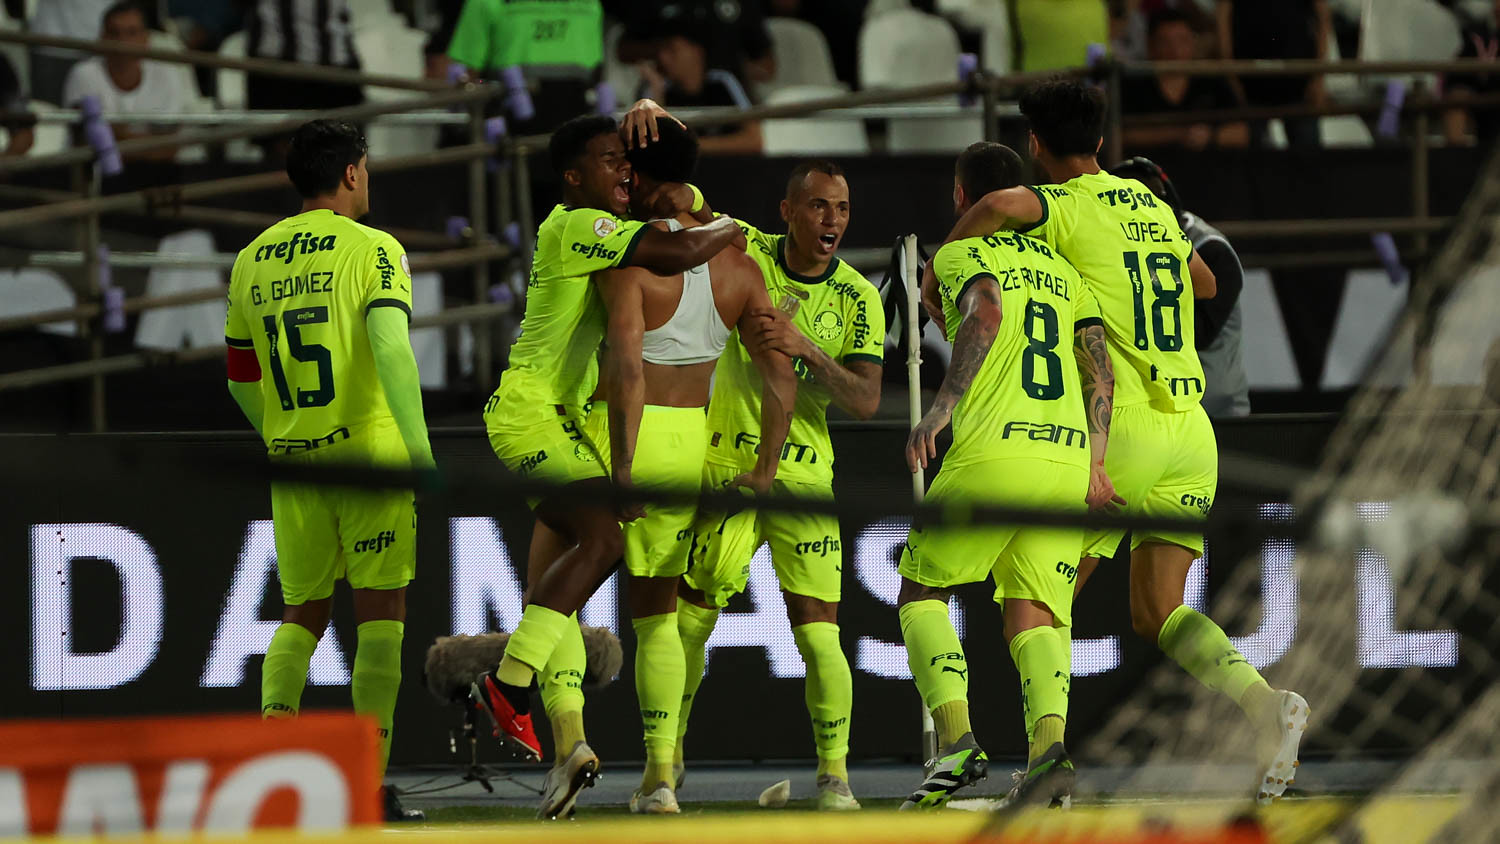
[1123,250,1184,353]
[263,307,336,411]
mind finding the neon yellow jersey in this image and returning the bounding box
[225,208,413,457]
[486,204,648,425]
[704,221,885,485]
[931,233,1099,471]
[1020,172,1202,411]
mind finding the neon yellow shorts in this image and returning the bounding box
[485,402,606,498]
[899,458,1087,627]
[683,462,841,609]
[585,400,708,578]
[1084,402,1217,559]
[270,422,416,605]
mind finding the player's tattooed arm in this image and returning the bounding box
[597,268,648,520]
[1074,321,1124,510]
[943,187,1044,244]
[747,307,882,419]
[907,277,1002,472]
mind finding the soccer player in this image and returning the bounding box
[899,141,1113,810]
[583,119,798,813]
[224,120,431,823]
[470,110,745,817]
[936,77,1308,804]
[675,160,886,811]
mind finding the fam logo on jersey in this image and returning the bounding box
[353,530,396,554]
[811,309,842,341]
[593,216,618,238]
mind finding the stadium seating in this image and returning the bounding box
[26,100,72,157]
[134,229,226,351]
[760,18,839,98]
[1358,0,1461,94]
[859,9,982,153]
[410,272,448,389]
[762,84,870,155]
[353,16,438,158]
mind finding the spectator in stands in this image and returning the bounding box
[443,0,604,133]
[29,0,114,105]
[1216,0,1332,147]
[1112,156,1249,416]
[0,53,35,157]
[1111,0,1214,61]
[638,22,762,154]
[1443,0,1500,146]
[62,1,193,162]
[1121,10,1248,149]
[244,0,362,154]
[611,0,775,89]
[1013,0,1110,71]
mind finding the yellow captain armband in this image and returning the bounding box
[687,183,705,214]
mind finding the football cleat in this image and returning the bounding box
[816,774,861,811]
[538,741,600,819]
[469,671,542,762]
[998,742,1075,810]
[630,782,680,814]
[900,734,989,810]
[380,786,425,823]
[1256,690,1309,805]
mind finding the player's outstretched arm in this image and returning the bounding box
[745,309,881,420]
[943,187,1045,244]
[367,307,435,469]
[597,267,648,520]
[735,272,797,494]
[907,277,1002,472]
[1188,249,1217,299]
[628,215,747,276]
[1074,321,1123,511]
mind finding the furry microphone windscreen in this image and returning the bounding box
[424,627,624,703]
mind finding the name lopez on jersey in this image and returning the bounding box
[253,231,338,265]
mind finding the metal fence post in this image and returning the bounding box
[1412,80,1431,273]
[77,162,106,432]
[469,101,492,394]
[981,76,999,143]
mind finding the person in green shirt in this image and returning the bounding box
[934,76,1308,807]
[472,106,744,820]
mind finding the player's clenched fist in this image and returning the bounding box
[1086,460,1125,512]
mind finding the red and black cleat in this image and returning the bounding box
[470,672,543,762]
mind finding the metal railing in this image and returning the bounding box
[0,43,1491,428]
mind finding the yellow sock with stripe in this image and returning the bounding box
[539,615,587,760]
[791,622,853,777]
[261,622,317,719]
[633,612,685,790]
[351,619,404,779]
[1008,625,1070,760]
[498,603,574,688]
[1156,603,1276,724]
[675,599,718,757]
[899,600,970,747]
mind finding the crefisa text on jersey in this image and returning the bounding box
[252,230,339,264]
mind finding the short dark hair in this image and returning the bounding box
[785,160,845,198]
[1146,8,1194,38]
[286,120,367,198]
[101,0,145,28]
[626,119,699,183]
[549,113,619,175]
[1019,76,1107,158]
[955,142,1025,201]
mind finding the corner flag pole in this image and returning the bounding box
[903,233,940,766]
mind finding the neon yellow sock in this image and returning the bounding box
[1008,625,1070,745]
[633,612,685,790]
[675,598,718,753]
[499,603,573,686]
[899,600,969,745]
[539,615,587,759]
[1030,715,1065,764]
[261,622,317,719]
[792,622,852,766]
[1157,604,1272,716]
[352,620,403,779]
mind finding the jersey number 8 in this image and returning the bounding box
[1123,251,1184,353]
[263,306,336,411]
[1021,300,1064,401]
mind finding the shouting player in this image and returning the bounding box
[676,160,885,811]
[938,77,1308,804]
[471,110,744,816]
[900,142,1114,810]
[583,120,798,813]
[224,120,431,823]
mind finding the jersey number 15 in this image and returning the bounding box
[263,306,335,411]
